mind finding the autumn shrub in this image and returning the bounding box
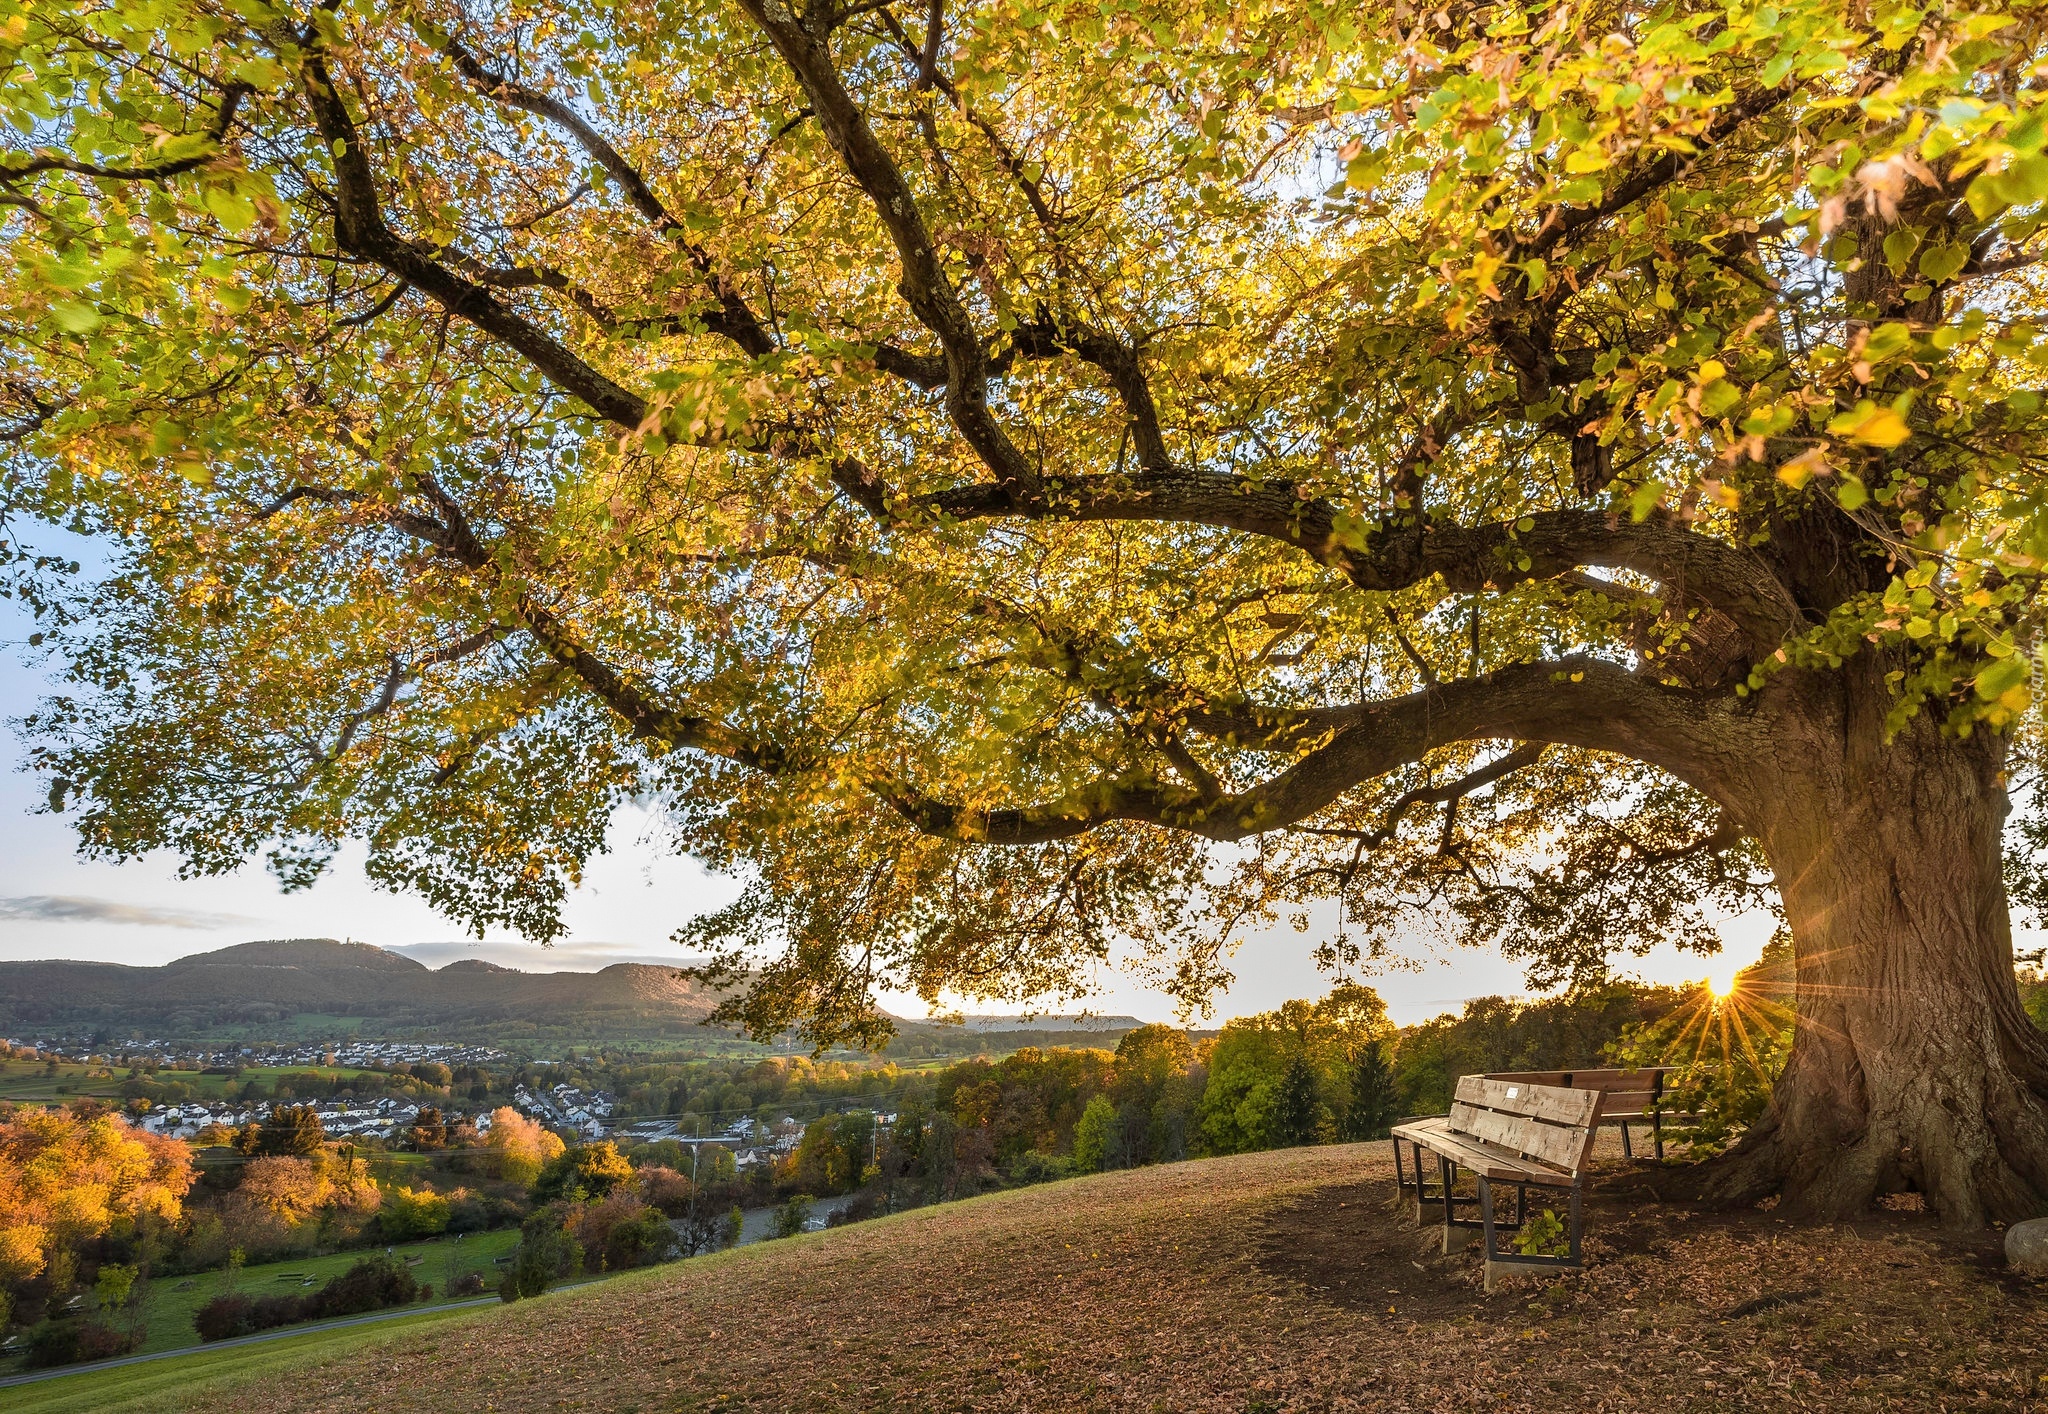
[309,1255,422,1317]
[501,1206,585,1300]
[192,1256,423,1342]
[637,1164,695,1217]
[193,1294,255,1342]
[0,1109,193,1310]
[1002,1150,1073,1185]
[569,1193,674,1271]
[194,1291,310,1340]
[533,1141,634,1202]
[484,1109,566,1187]
[447,1271,487,1298]
[378,1184,452,1240]
[770,1194,813,1239]
[21,1318,145,1368]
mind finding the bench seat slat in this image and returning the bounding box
[1390,1119,1579,1183]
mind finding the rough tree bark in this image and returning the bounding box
[1712,668,2048,1225]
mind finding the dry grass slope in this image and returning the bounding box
[112,1143,2048,1413]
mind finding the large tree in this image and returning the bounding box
[5,0,2048,1222]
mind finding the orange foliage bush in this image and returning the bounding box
[484,1108,565,1186]
[0,1108,192,1285]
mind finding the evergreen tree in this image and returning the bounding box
[1272,1053,1319,1149]
[409,1106,448,1151]
[255,1105,325,1157]
[1340,1042,1397,1143]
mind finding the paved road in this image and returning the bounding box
[0,1297,500,1391]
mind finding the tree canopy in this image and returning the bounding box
[8,0,2048,1216]
[0,1108,193,1291]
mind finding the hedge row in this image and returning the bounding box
[194,1256,429,1342]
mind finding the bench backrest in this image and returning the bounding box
[1483,1067,1670,1120]
[1446,1075,1604,1177]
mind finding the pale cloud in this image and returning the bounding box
[0,895,260,930]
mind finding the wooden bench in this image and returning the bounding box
[1482,1068,1681,1158]
[1390,1076,1602,1291]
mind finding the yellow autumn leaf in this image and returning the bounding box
[1776,448,1830,487]
[1827,402,1912,449]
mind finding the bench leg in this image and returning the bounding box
[1620,1119,1634,1159]
[1408,1139,1438,1223]
[1480,1178,1501,1293]
[1568,1183,1583,1265]
[1653,1073,1666,1160]
[1440,1156,1476,1254]
[1477,1180,1586,1291]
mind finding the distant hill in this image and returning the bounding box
[0,938,728,1043]
[0,939,1163,1053]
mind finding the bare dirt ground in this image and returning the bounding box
[136,1141,2047,1413]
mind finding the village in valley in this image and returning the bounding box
[5,1033,825,1163]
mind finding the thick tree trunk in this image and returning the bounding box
[1716,695,2048,1225]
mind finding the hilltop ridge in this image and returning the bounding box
[0,938,724,1042]
[0,939,1161,1053]
[170,939,429,971]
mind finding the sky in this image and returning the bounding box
[0,556,1771,1027]
[0,693,1773,1030]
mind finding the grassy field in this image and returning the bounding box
[0,1062,128,1103]
[0,1061,389,1106]
[0,1305,492,1414]
[110,1229,520,1357]
[13,1141,2042,1414]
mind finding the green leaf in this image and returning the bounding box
[233,57,287,89]
[1975,656,2028,701]
[1628,480,1666,521]
[1917,242,1969,282]
[203,187,257,233]
[48,300,100,332]
[1698,379,1741,418]
[1882,228,1920,275]
[1995,154,2048,208]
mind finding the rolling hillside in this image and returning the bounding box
[25,1144,2041,1414]
[0,939,1155,1052]
[0,938,726,1041]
